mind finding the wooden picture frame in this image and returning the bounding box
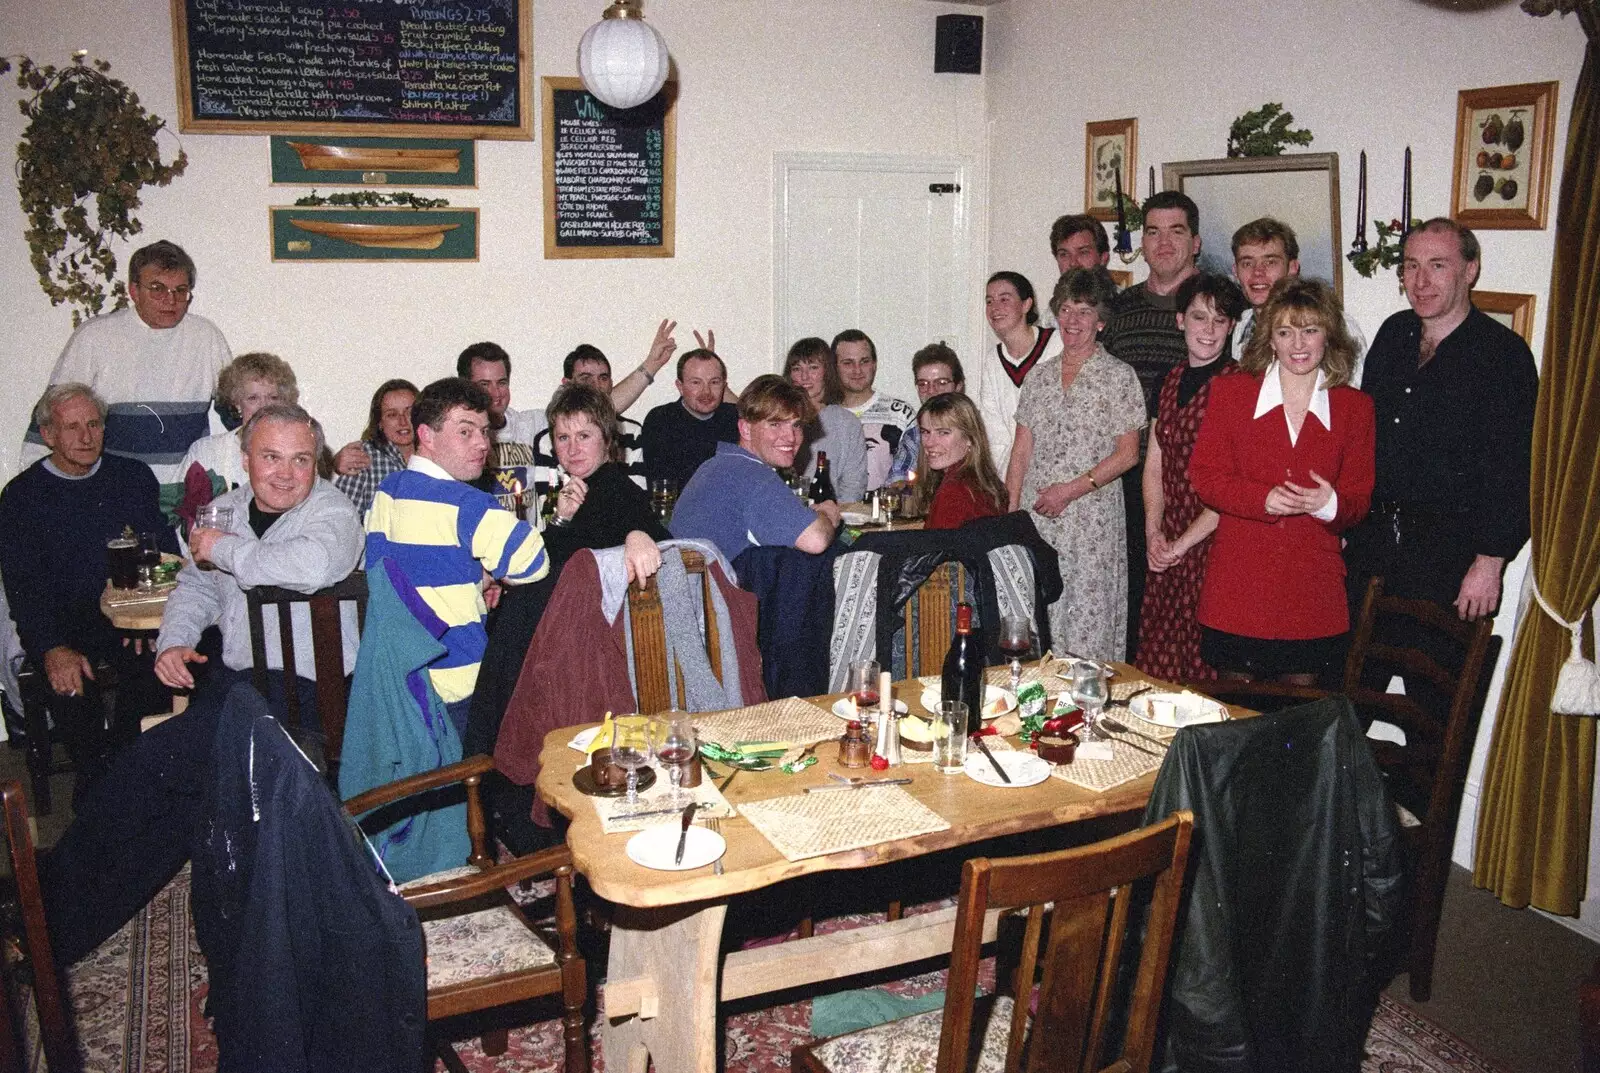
[269,206,479,262]
[1472,290,1537,345]
[1108,269,1134,290]
[270,136,477,188]
[1450,81,1557,230]
[1084,118,1138,222]
[1163,153,1343,296]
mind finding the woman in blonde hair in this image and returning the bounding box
[177,352,299,495]
[908,393,1006,529]
[1189,276,1374,684]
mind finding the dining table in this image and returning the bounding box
[535,662,1240,1073]
[98,580,173,631]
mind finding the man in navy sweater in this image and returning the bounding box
[0,383,175,782]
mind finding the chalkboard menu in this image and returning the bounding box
[541,77,676,259]
[173,0,532,139]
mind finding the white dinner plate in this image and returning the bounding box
[919,684,1017,721]
[832,697,909,720]
[963,750,1050,788]
[840,510,871,527]
[625,825,727,871]
[1128,691,1228,729]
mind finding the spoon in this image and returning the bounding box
[1098,715,1168,753]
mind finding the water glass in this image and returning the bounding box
[611,717,656,806]
[1070,660,1109,743]
[933,701,969,773]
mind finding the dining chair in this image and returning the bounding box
[904,561,965,678]
[343,754,589,1073]
[0,779,77,1071]
[791,810,1195,1073]
[628,549,722,714]
[244,569,367,771]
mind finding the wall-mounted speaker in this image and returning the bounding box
[934,14,983,75]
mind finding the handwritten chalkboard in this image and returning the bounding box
[541,77,676,259]
[173,0,532,139]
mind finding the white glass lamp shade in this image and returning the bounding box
[578,14,669,110]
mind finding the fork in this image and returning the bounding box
[704,816,724,875]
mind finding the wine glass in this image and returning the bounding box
[1070,660,1109,743]
[998,616,1034,695]
[847,659,881,718]
[611,717,656,807]
[656,715,698,806]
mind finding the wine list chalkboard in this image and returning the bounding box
[541,77,676,259]
[173,0,533,139]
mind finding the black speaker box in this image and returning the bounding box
[934,14,983,75]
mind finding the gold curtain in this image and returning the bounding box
[1474,2,1600,914]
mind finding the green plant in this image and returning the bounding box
[2,53,187,324]
[1226,103,1314,158]
[1346,218,1420,279]
[293,189,452,209]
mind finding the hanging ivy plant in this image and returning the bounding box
[2,53,188,324]
[1226,103,1314,158]
[293,189,452,209]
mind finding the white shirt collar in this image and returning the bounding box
[1253,361,1331,432]
[407,455,455,481]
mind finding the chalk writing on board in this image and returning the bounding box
[549,88,667,248]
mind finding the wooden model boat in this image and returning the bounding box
[288,218,461,250]
[285,141,462,174]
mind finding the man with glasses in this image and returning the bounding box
[21,240,232,514]
[887,344,967,485]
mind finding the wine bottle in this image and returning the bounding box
[941,603,985,736]
[808,451,837,505]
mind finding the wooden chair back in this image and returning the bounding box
[0,780,76,1071]
[245,570,367,765]
[942,810,1194,1073]
[627,550,724,714]
[905,561,965,678]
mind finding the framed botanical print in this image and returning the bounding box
[1450,81,1557,230]
[1084,118,1138,222]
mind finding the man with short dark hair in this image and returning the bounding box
[454,341,543,515]
[1347,219,1537,621]
[21,240,232,512]
[1230,217,1366,381]
[888,344,967,485]
[366,378,549,716]
[639,348,741,491]
[1050,214,1112,275]
[834,329,916,492]
[0,383,175,781]
[669,375,839,561]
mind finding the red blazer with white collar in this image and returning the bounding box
[1188,371,1375,640]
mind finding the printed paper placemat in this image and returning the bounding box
[694,696,841,748]
[737,785,950,861]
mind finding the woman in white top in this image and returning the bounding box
[783,337,869,504]
[979,270,1062,476]
[177,352,299,494]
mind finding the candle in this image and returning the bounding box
[1148,165,1156,198]
[1356,150,1367,248]
[1112,166,1132,254]
[1401,146,1412,239]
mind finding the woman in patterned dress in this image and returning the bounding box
[1006,268,1146,660]
[1134,273,1248,680]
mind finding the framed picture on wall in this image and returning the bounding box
[1084,118,1138,222]
[1163,153,1343,296]
[1472,290,1537,345]
[1108,269,1134,289]
[1450,81,1558,230]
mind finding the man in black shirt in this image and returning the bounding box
[1347,218,1538,620]
[639,349,740,491]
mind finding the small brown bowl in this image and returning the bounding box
[1034,731,1080,765]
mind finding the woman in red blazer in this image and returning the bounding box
[1188,277,1374,684]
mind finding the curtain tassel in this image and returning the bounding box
[1530,579,1600,716]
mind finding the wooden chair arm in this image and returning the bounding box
[343,754,498,815]
[401,846,574,910]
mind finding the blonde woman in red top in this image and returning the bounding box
[1189,277,1375,685]
[907,393,1007,530]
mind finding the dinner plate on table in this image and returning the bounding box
[832,697,909,720]
[963,750,1050,788]
[626,824,727,871]
[918,684,1016,721]
[840,510,871,527]
[1128,691,1228,729]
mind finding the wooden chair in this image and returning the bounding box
[0,779,77,1071]
[792,810,1195,1073]
[904,562,966,678]
[627,549,725,714]
[14,656,125,817]
[344,755,588,1073]
[244,570,367,769]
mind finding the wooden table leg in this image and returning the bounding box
[604,902,728,1073]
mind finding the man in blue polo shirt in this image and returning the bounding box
[669,375,839,561]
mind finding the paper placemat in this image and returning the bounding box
[588,762,737,835]
[694,696,841,748]
[1047,733,1166,792]
[737,785,950,861]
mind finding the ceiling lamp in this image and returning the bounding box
[578,0,669,110]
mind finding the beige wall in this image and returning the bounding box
[0,0,989,477]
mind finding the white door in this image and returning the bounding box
[774,153,969,407]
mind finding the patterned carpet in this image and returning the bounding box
[61,874,1505,1073]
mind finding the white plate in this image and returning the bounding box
[919,684,1017,721]
[832,697,909,720]
[840,510,871,527]
[963,750,1050,788]
[625,825,727,871]
[1129,691,1228,729]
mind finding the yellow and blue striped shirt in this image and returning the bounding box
[366,456,548,702]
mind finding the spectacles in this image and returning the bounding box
[139,282,193,302]
[916,377,956,391]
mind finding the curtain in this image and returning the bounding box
[1474,2,1600,914]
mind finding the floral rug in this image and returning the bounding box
[58,881,1505,1073]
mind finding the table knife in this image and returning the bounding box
[675,802,698,865]
[804,777,914,792]
[973,733,1011,783]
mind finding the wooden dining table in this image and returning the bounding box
[536,663,1228,1073]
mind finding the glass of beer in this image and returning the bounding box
[107,533,139,589]
[193,504,235,571]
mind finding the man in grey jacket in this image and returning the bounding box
[155,404,363,734]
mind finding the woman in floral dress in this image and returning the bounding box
[1006,268,1146,661]
[1134,273,1248,680]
